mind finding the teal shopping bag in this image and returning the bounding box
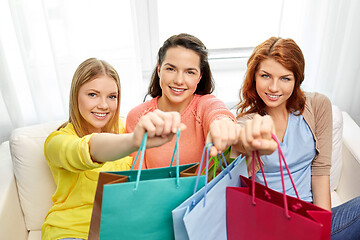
[89,131,206,240]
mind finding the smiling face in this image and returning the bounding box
[77,75,118,133]
[157,46,202,113]
[255,58,295,114]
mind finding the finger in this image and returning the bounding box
[244,119,255,144]
[226,121,237,145]
[217,120,234,152]
[179,123,187,131]
[145,112,164,137]
[138,114,156,137]
[160,112,173,137]
[256,139,278,156]
[209,121,223,152]
[251,114,263,139]
[209,146,218,157]
[240,124,253,154]
[146,132,176,148]
[171,112,182,133]
[258,115,273,139]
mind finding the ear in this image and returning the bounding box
[157,64,161,76]
[197,74,203,84]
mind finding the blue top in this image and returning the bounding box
[255,112,316,202]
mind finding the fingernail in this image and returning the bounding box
[254,140,262,146]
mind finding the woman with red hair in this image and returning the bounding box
[235,37,360,239]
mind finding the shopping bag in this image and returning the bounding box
[88,130,206,240]
[226,134,332,240]
[172,144,248,240]
[88,163,196,240]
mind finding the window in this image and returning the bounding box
[154,0,284,109]
[157,0,283,49]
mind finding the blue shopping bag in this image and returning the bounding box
[172,145,248,240]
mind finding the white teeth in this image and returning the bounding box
[93,113,106,117]
[170,87,185,92]
[266,93,280,99]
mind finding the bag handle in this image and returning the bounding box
[131,129,181,190]
[192,144,231,207]
[169,130,180,169]
[251,133,301,219]
[192,143,211,207]
[201,148,231,179]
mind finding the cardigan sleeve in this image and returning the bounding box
[308,93,333,176]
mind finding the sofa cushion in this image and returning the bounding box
[330,105,343,191]
[0,141,28,239]
[28,230,41,240]
[10,121,62,231]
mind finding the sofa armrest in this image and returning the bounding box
[0,141,28,240]
[336,112,360,204]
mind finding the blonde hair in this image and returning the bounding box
[59,58,121,137]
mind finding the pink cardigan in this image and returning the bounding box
[126,94,236,169]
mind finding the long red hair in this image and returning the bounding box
[236,37,306,118]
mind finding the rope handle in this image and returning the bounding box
[131,129,181,190]
[251,133,302,218]
[192,144,231,208]
[192,143,212,207]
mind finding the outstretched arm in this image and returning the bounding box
[90,110,185,162]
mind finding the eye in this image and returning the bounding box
[261,74,270,78]
[187,70,196,75]
[109,95,117,100]
[166,67,174,71]
[88,93,96,97]
[281,77,291,81]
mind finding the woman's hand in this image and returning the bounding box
[133,109,186,149]
[236,114,277,156]
[206,117,242,156]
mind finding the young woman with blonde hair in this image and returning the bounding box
[42,58,184,240]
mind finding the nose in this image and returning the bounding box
[268,79,279,92]
[97,97,109,110]
[173,72,184,85]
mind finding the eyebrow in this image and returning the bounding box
[164,63,199,72]
[259,69,293,77]
[87,89,118,95]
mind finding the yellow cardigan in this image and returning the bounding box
[41,119,132,240]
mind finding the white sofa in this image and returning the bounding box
[1,107,360,240]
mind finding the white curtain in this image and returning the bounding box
[280,0,360,124]
[1,0,360,144]
[0,0,145,143]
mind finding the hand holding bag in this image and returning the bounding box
[226,134,332,240]
[88,130,206,240]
